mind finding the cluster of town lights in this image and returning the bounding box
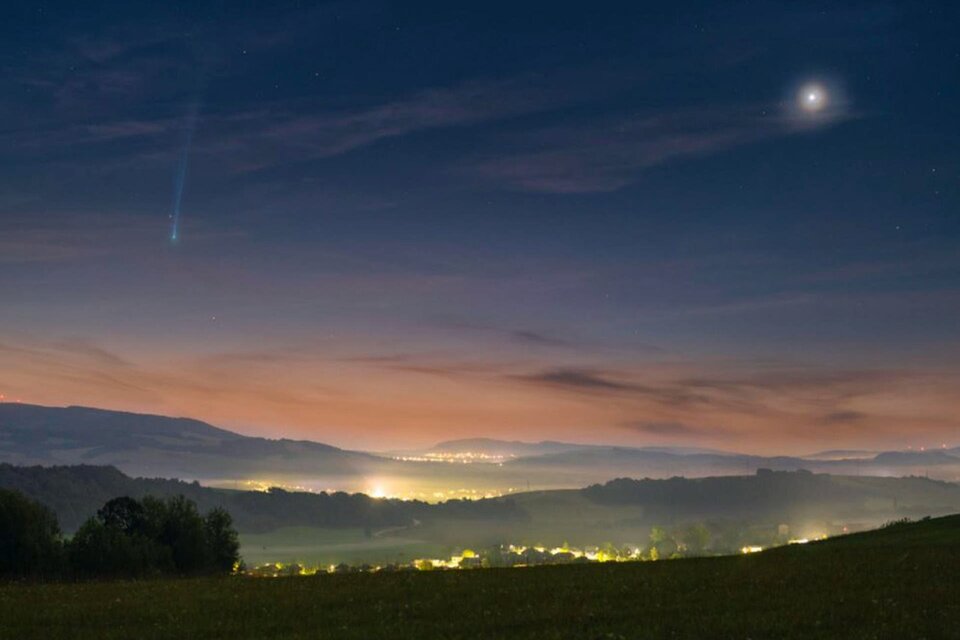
[740,534,826,555]
[391,451,512,464]
[246,544,633,577]
[248,541,719,577]
[246,531,833,577]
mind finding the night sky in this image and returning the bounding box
[2,1,958,452]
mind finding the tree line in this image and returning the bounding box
[0,464,525,533]
[0,488,239,579]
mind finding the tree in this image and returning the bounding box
[69,495,240,577]
[97,496,147,535]
[649,526,667,546]
[649,526,677,557]
[68,517,169,577]
[70,495,171,577]
[599,542,618,562]
[0,488,63,576]
[684,523,711,555]
[204,507,240,573]
[144,495,208,574]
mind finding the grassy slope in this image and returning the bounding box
[1,515,957,640]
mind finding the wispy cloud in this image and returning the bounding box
[340,352,514,381]
[509,330,572,348]
[515,367,715,408]
[191,73,602,172]
[48,338,132,367]
[0,213,160,263]
[621,420,720,440]
[520,368,635,392]
[421,315,666,356]
[510,362,959,448]
[468,104,850,193]
[7,68,599,164]
[423,316,579,350]
[0,211,239,264]
[819,410,868,424]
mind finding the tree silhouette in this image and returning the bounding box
[204,507,240,573]
[70,495,240,577]
[98,496,147,535]
[0,488,63,576]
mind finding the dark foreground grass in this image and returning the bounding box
[1,515,958,640]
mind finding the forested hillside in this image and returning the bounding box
[0,464,523,532]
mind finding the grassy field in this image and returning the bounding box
[239,526,448,567]
[1,515,957,639]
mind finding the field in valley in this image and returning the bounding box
[239,526,446,568]
[1,515,957,639]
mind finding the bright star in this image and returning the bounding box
[799,83,827,112]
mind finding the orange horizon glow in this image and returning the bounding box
[2,335,958,455]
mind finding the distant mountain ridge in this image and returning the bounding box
[0,403,376,480]
[802,449,878,460]
[2,403,959,491]
[427,438,588,457]
[427,438,732,458]
[430,437,960,474]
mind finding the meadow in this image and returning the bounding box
[0,515,957,640]
[239,526,446,568]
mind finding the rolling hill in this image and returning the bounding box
[0,403,381,481]
[4,463,959,543]
[3,404,959,498]
[0,463,523,533]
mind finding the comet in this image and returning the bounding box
[169,103,200,243]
